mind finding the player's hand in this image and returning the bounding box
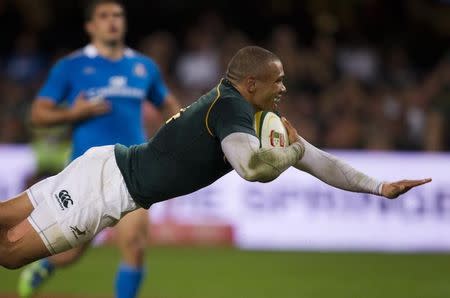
[381,178,432,199]
[69,93,111,122]
[281,117,300,145]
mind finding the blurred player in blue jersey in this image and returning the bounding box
[17,1,180,297]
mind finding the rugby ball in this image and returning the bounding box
[254,111,288,148]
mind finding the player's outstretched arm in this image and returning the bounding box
[279,117,432,199]
[291,132,431,199]
[221,132,304,183]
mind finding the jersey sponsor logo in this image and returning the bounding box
[133,63,147,77]
[109,76,127,87]
[70,225,87,239]
[54,190,73,210]
[85,75,145,100]
[83,66,96,75]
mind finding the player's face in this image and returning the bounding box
[86,3,126,45]
[253,60,286,111]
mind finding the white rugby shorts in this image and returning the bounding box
[26,145,138,254]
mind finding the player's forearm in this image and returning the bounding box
[221,133,304,183]
[247,143,304,182]
[294,137,382,195]
[31,101,76,127]
[160,94,181,121]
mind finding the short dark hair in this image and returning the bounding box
[226,46,280,82]
[84,0,124,21]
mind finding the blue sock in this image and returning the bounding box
[30,259,55,288]
[115,263,145,298]
[40,258,55,273]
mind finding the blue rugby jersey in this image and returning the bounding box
[38,44,168,160]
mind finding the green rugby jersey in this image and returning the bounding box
[114,79,256,209]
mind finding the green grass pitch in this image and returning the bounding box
[1,246,450,298]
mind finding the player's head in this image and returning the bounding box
[85,0,126,46]
[226,46,286,111]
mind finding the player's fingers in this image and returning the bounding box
[418,178,432,184]
[90,98,109,106]
[90,100,110,109]
[282,118,297,136]
[281,117,292,128]
[92,104,111,115]
[76,92,87,101]
[92,109,110,116]
[402,178,432,187]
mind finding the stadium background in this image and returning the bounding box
[1,0,450,297]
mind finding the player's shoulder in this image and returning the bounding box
[124,48,160,71]
[219,95,253,112]
[53,45,93,67]
[65,45,96,61]
[215,92,253,115]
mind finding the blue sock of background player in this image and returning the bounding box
[115,262,146,298]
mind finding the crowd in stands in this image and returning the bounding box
[0,0,449,151]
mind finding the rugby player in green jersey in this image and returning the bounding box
[0,46,431,269]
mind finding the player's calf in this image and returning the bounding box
[118,227,147,266]
[117,209,149,267]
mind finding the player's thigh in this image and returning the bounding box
[116,208,149,247]
[0,192,49,269]
[0,192,34,228]
[0,218,50,269]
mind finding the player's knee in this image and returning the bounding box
[0,228,33,269]
[122,232,146,249]
[119,230,147,255]
[0,245,26,269]
[1,257,26,269]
